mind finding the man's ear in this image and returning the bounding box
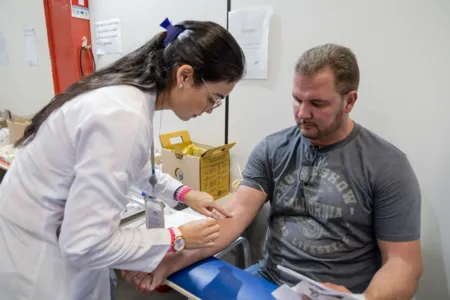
[344,91,358,113]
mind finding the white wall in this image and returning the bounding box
[89,0,229,151]
[228,0,450,299]
[0,0,54,116]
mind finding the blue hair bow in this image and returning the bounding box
[160,18,185,47]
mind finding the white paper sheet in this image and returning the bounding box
[164,208,206,228]
[272,265,366,300]
[95,18,122,55]
[272,284,304,300]
[228,6,273,79]
[120,201,144,220]
[0,33,9,66]
[23,27,38,67]
[120,197,206,230]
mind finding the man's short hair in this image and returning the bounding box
[295,43,360,95]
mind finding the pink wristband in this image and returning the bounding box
[177,186,192,203]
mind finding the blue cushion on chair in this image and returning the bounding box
[167,257,278,300]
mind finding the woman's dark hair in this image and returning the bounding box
[15,20,245,147]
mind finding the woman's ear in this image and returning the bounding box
[176,65,195,86]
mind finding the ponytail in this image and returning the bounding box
[16,20,245,147]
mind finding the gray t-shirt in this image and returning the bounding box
[242,123,421,293]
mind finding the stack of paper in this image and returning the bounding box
[272,265,366,300]
[120,189,146,221]
[164,208,206,228]
[120,201,144,220]
[120,205,206,230]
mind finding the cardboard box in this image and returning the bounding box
[7,117,31,144]
[160,130,235,200]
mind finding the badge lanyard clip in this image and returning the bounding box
[144,124,165,229]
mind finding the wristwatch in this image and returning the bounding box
[169,227,185,252]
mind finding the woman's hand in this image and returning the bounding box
[178,218,220,249]
[183,190,232,219]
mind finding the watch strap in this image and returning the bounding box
[168,228,175,253]
[168,227,183,253]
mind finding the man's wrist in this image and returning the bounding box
[163,250,185,274]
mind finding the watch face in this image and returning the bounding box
[174,237,185,251]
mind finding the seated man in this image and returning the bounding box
[122,44,423,299]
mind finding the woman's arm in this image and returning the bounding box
[58,105,172,272]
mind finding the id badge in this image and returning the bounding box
[145,197,165,229]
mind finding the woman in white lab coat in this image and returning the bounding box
[0,19,245,300]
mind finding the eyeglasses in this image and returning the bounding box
[299,145,321,185]
[202,78,223,113]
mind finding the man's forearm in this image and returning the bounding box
[164,191,263,274]
[365,258,422,300]
[167,216,243,272]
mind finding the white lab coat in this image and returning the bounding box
[0,85,183,300]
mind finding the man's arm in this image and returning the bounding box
[162,138,271,273]
[364,154,423,299]
[321,154,423,299]
[121,185,267,292]
[364,240,423,300]
[122,138,272,291]
[162,185,266,274]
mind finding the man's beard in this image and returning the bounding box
[299,106,345,141]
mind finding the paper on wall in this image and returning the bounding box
[23,27,39,67]
[95,18,122,55]
[228,6,273,80]
[0,33,9,66]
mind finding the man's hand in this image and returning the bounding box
[183,190,232,219]
[121,270,153,295]
[121,255,176,294]
[147,257,174,291]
